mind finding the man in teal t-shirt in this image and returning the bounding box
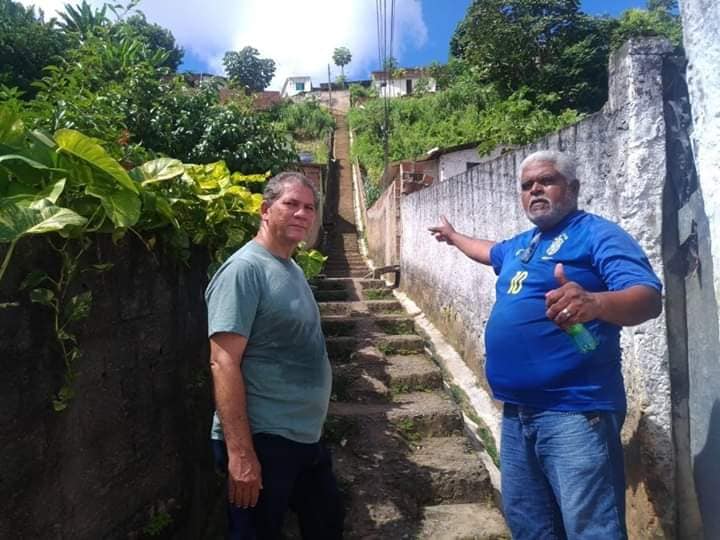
[206,172,342,539]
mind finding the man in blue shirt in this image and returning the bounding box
[429,150,662,539]
[206,172,342,539]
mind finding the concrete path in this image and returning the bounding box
[310,114,509,538]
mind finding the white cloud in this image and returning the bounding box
[18,0,428,90]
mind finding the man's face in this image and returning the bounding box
[261,182,317,245]
[520,161,578,230]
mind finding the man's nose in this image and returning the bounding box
[530,181,544,194]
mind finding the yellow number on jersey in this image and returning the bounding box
[508,271,528,294]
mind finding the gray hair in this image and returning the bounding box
[263,171,319,208]
[519,150,577,183]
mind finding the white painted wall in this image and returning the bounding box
[372,77,437,97]
[282,77,312,97]
[439,148,482,182]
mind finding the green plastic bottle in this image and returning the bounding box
[566,323,598,353]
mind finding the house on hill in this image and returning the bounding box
[281,76,313,97]
[376,140,484,196]
[370,68,436,98]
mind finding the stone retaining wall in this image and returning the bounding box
[0,237,222,538]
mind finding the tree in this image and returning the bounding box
[450,0,613,112]
[610,4,682,50]
[223,47,276,93]
[332,46,352,79]
[56,0,109,38]
[0,0,69,97]
[115,14,184,71]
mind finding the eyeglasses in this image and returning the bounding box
[518,231,541,263]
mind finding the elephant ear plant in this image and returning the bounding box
[0,105,277,410]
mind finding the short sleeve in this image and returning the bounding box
[490,240,511,275]
[205,259,261,338]
[591,222,662,293]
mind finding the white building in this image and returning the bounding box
[424,141,482,182]
[370,68,437,98]
[281,76,313,98]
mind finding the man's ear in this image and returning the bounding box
[260,200,270,218]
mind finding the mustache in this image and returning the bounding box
[530,197,550,206]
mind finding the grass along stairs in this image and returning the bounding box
[313,276,509,539]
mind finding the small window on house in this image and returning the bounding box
[406,79,412,94]
[295,82,305,91]
[466,162,480,171]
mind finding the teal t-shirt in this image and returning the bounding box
[205,240,331,444]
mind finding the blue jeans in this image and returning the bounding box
[213,434,343,540]
[501,404,627,540]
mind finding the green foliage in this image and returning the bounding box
[611,7,682,50]
[395,418,421,444]
[186,105,297,175]
[349,81,580,185]
[23,27,171,151]
[223,46,276,93]
[349,84,377,106]
[0,108,276,407]
[267,99,335,142]
[56,1,110,38]
[0,0,69,97]
[294,242,327,279]
[451,0,614,112]
[118,13,184,71]
[332,46,352,78]
[143,510,172,537]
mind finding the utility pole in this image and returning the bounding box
[327,64,333,112]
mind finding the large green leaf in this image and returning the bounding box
[85,183,141,228]
[130,158,185,185]
[3,179,67,206]
[0,144,65,188]
[0,107,25,148]
[54,129,138,194]
[140,191,178,228]
[0,154,65,173]
[0,201,88,243]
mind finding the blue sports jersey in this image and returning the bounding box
[485,210,662,412]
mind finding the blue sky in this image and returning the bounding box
[401,1,647,70]
[22,0,648,90]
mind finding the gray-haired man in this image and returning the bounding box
[430,151,662,539]
[206,172,343,539]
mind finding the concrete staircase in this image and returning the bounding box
[314,279,508,539]
[322,114,368,278]
[312,114,508,538]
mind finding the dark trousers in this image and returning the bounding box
[212,434,344,540]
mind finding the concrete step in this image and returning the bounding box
[404,437,494,505]
[318,300,404,316]
[314,289,354,302]
[331,352,443,402]
[323,258,366,265]
[418,503,510,539]
[312,277,385,290]
[321,314,415,338]
[327,391,464,442]
[325,334,425,361]
[324,270,368,278]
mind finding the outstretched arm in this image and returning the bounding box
[210,332,263,509]
[428,215,496,266]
